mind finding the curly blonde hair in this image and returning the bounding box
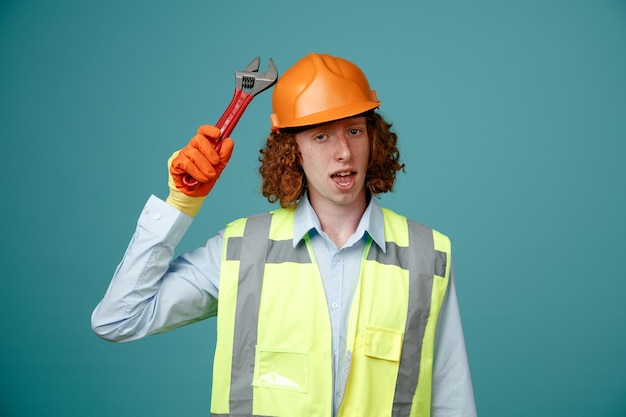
[259,112,405,209]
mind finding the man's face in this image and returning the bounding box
[295,116,370,211]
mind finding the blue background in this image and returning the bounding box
[1,1,625,416]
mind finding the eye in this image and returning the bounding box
[313,133,327,141]
[348,127,365,137]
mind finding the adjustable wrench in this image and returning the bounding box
[182,56,278,190]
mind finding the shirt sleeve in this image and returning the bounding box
[431,263,478,417]
[91,195,223,342]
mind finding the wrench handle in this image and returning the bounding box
[181,88,254,190]
[216,88,254,139]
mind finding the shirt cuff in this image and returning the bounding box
[138,194,194,244]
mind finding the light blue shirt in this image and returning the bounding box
[92,194,477,417]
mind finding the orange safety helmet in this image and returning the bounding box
[270,53,380,131]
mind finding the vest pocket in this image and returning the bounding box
[252,346,309,393]
[364,326,403,362]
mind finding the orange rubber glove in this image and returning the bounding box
[166,125,234,216]
[170,125,234,197]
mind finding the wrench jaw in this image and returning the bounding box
[244,56,261,72]
[235,57,279,97]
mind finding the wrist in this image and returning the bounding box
[166,188,206,217]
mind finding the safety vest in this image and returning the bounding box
[210,207,451,417]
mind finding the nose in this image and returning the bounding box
[335,134,351,161]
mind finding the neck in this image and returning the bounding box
[309,194,368,248]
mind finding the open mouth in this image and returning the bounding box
[331,171,356,187]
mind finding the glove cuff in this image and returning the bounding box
[166,188,206,217]
[166,150,206,217]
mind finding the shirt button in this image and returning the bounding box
[153,213,161,220]
[333,254,341,262]
[331,302,339,310]
[143,207,150,214]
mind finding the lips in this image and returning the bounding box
[331,171,356,188]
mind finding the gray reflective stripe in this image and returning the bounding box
[227,238,311,264]
[391,219,437,417]
[267,239,312,264]
[366,241,410,270]
[228,213,272,415]
[211,413,271,417]
[434,250,447,277]
[226,237,242,261]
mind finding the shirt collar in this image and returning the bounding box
[293,192,387,252]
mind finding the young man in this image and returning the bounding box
[92,53,477,417]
